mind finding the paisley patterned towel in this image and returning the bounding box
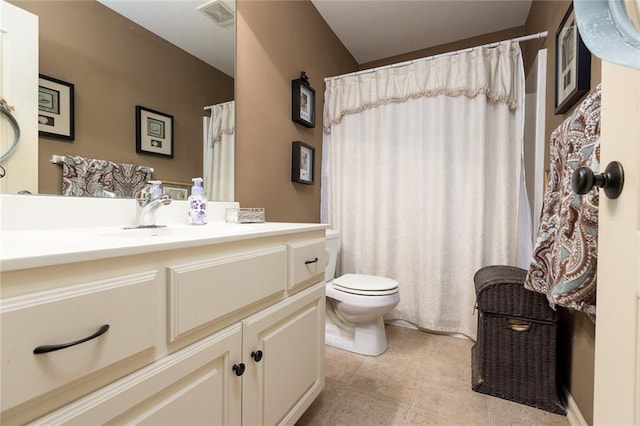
[524,85,601,317]
[60,155,153,198]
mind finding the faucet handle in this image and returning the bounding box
[137,187,152,206]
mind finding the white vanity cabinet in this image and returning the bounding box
[242,284,325,425]
[0,227,326,425]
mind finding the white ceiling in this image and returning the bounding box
[311,0,533,64]
[97,0,236,76]
[96,0,533,76]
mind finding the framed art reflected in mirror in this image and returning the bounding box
[38,74,75,141]
[162,180,191,200]
[136,105,174,158]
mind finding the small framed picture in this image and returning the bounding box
[555,3,591,114]
[291,141,315,185]
[136,105,174,157]
[162,180,191,200]
[292,72,315,128]
[38,74,75,141]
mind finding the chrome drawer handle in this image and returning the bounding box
[304,257,319,265]
[33,324,110,354]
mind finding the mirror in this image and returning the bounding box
[6,0,235,199]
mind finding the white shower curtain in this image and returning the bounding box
[203,100,235,201]
[322,42,530,339]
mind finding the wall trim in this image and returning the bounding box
[564,387,588,426]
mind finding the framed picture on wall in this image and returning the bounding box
[162,180,191,200]
[292,72,315,128]
[38,75,75,141]
[554,3,591,114]
[136,105,174,157]
[291,141,315,185]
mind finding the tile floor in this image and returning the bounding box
[296,325,570,426]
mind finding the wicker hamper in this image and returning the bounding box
[471,265,566,415]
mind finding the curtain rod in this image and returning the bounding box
[324,31,548,82]
[204,100,234,111]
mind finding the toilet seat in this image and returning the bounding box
[333,273,399,296]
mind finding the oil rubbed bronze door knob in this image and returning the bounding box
[572,161,624,199]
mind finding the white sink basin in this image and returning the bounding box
[100,227,192,239]
[100,223,262,239]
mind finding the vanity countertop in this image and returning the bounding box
[0,194,327,272]
[1,222,328,272]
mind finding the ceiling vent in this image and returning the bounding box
[198,0,235,26]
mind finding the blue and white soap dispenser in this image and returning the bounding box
[187,177,207,225]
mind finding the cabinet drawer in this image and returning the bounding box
[32,323,243,425]
[0,271,160,412]
[288,238,326,291]
[167,246,287,342]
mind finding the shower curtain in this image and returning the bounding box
[203,100,235,201]
[322,42,530,339]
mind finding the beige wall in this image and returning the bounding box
[11,0,234,195]
[525,2,599,424]
[235,0,357,223]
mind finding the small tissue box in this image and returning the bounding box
[226,208,265,223]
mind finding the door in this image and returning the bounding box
[242,283,325,426]
[593,62,640,424]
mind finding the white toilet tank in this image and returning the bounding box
[325,229,340,282]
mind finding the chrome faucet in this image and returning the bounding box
[135,181,172,227]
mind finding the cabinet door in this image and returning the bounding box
[242,282,325,426]
[32,324,243,425]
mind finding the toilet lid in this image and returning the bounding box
[333,274,399,296]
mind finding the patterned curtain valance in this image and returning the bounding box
[323,42,523,134]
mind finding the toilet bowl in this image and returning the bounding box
[325,230,400,356]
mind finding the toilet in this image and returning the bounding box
[325,229,400,356]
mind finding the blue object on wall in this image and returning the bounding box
[574,0,640,70]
